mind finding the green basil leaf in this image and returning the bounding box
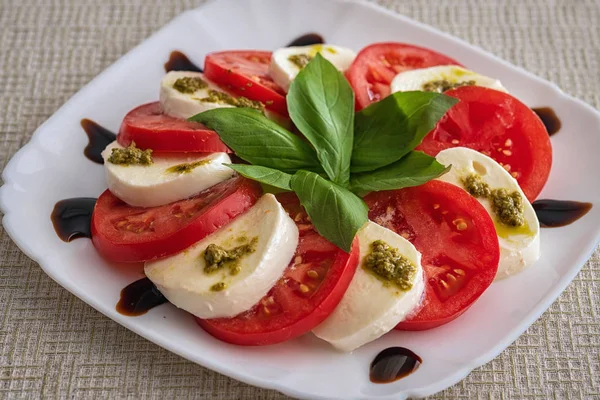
[351,91,458,173]
[190,108,320,172]
[287,54,355,187]
[227,164,292,191]
[350,151,450,194]
[291,170,367,252]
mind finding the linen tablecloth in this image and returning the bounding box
[1,0,599,398]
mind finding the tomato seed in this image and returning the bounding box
[299,284,310,293]
[453,268,465,276]
[504,138,513,147]
[306,270,319,279]
[503,149,512,156]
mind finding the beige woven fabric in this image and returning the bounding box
[0,0,599,398]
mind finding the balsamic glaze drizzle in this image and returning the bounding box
[533,199,592,227]
[81,119,117,164]
[286,33,325,47]
[164,51,203,73]
[532,107,561,136]
[116,277,168,316]
[51,198,97,242]
[370,347,421,383]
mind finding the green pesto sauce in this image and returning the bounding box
[107,142,153,166]
[198,90,264,111]
[210,282,227,292]
[422,79,476,93]
[363,240,416,292]
[203,237,258,276]
[173,76,208,93]
[462,174,525,227]
[166,159,211,174]
[288,54,313,69]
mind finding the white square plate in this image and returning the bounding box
[1,0,599,398]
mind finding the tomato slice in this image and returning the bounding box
[196,193,359,346]
[91,177,261,262]
[417,86,552,201]
[365,180,499,331]
[346,42,462,109]
[204,51,288,116]
[117,102,230,153]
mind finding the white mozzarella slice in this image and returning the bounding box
[435,147,540,279]
[269,44,356,92]
[144,194,299,319]
[101,141,234,207]
[312,221,424,352]
[160,71,235,119]
[390,65,508,94]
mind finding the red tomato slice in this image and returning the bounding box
[204,51,288,116]
[91,177,261,263]
[196,193,359,346]
[365,180,499,331]
[346,42,462,109]
[117,102,230,153]
[417,86,552,201]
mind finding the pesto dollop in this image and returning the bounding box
[462,174,525,227]
[203,237,258,275]
[166,159,211,174]
[108,142,153,166]
[363,240,416,291]
[210,282,227,292]
[422,79,476,93]
[288,54,313,69]
[173,76,208,93]
[199,90,264,111]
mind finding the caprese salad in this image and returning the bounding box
[89,41,552,351]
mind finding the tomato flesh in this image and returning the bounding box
[196,193,359,346]
[365,180,499,330]
[417,86,552,201]
[117,102,230,153]
[91,177,261,262]
[346,42,462,109]
[204,51,288,116]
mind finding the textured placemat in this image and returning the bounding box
[0,0,599,398]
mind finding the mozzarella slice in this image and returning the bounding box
[101,141,234,207]
[144,194,299,319]
[160,71,238,119]
[435,147,540,279]
[269,44,356,92]
[312,221,424,352]
[390,65,508,94]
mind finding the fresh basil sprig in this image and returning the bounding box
[287,54,355,187]
[190,56,456,252]
[190,108,320,173]
[227,164,292,191]
[291,170,367,251]
[350,151,450,194]
[351,91,458,173]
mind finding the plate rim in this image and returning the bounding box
[1,0,600,399]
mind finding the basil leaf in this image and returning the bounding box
[351,91,458,173]
[291,170,367,252]
[287,54,355,187]
[227,164,292,191]
[190,108,320,172]
[350,151,450,194]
